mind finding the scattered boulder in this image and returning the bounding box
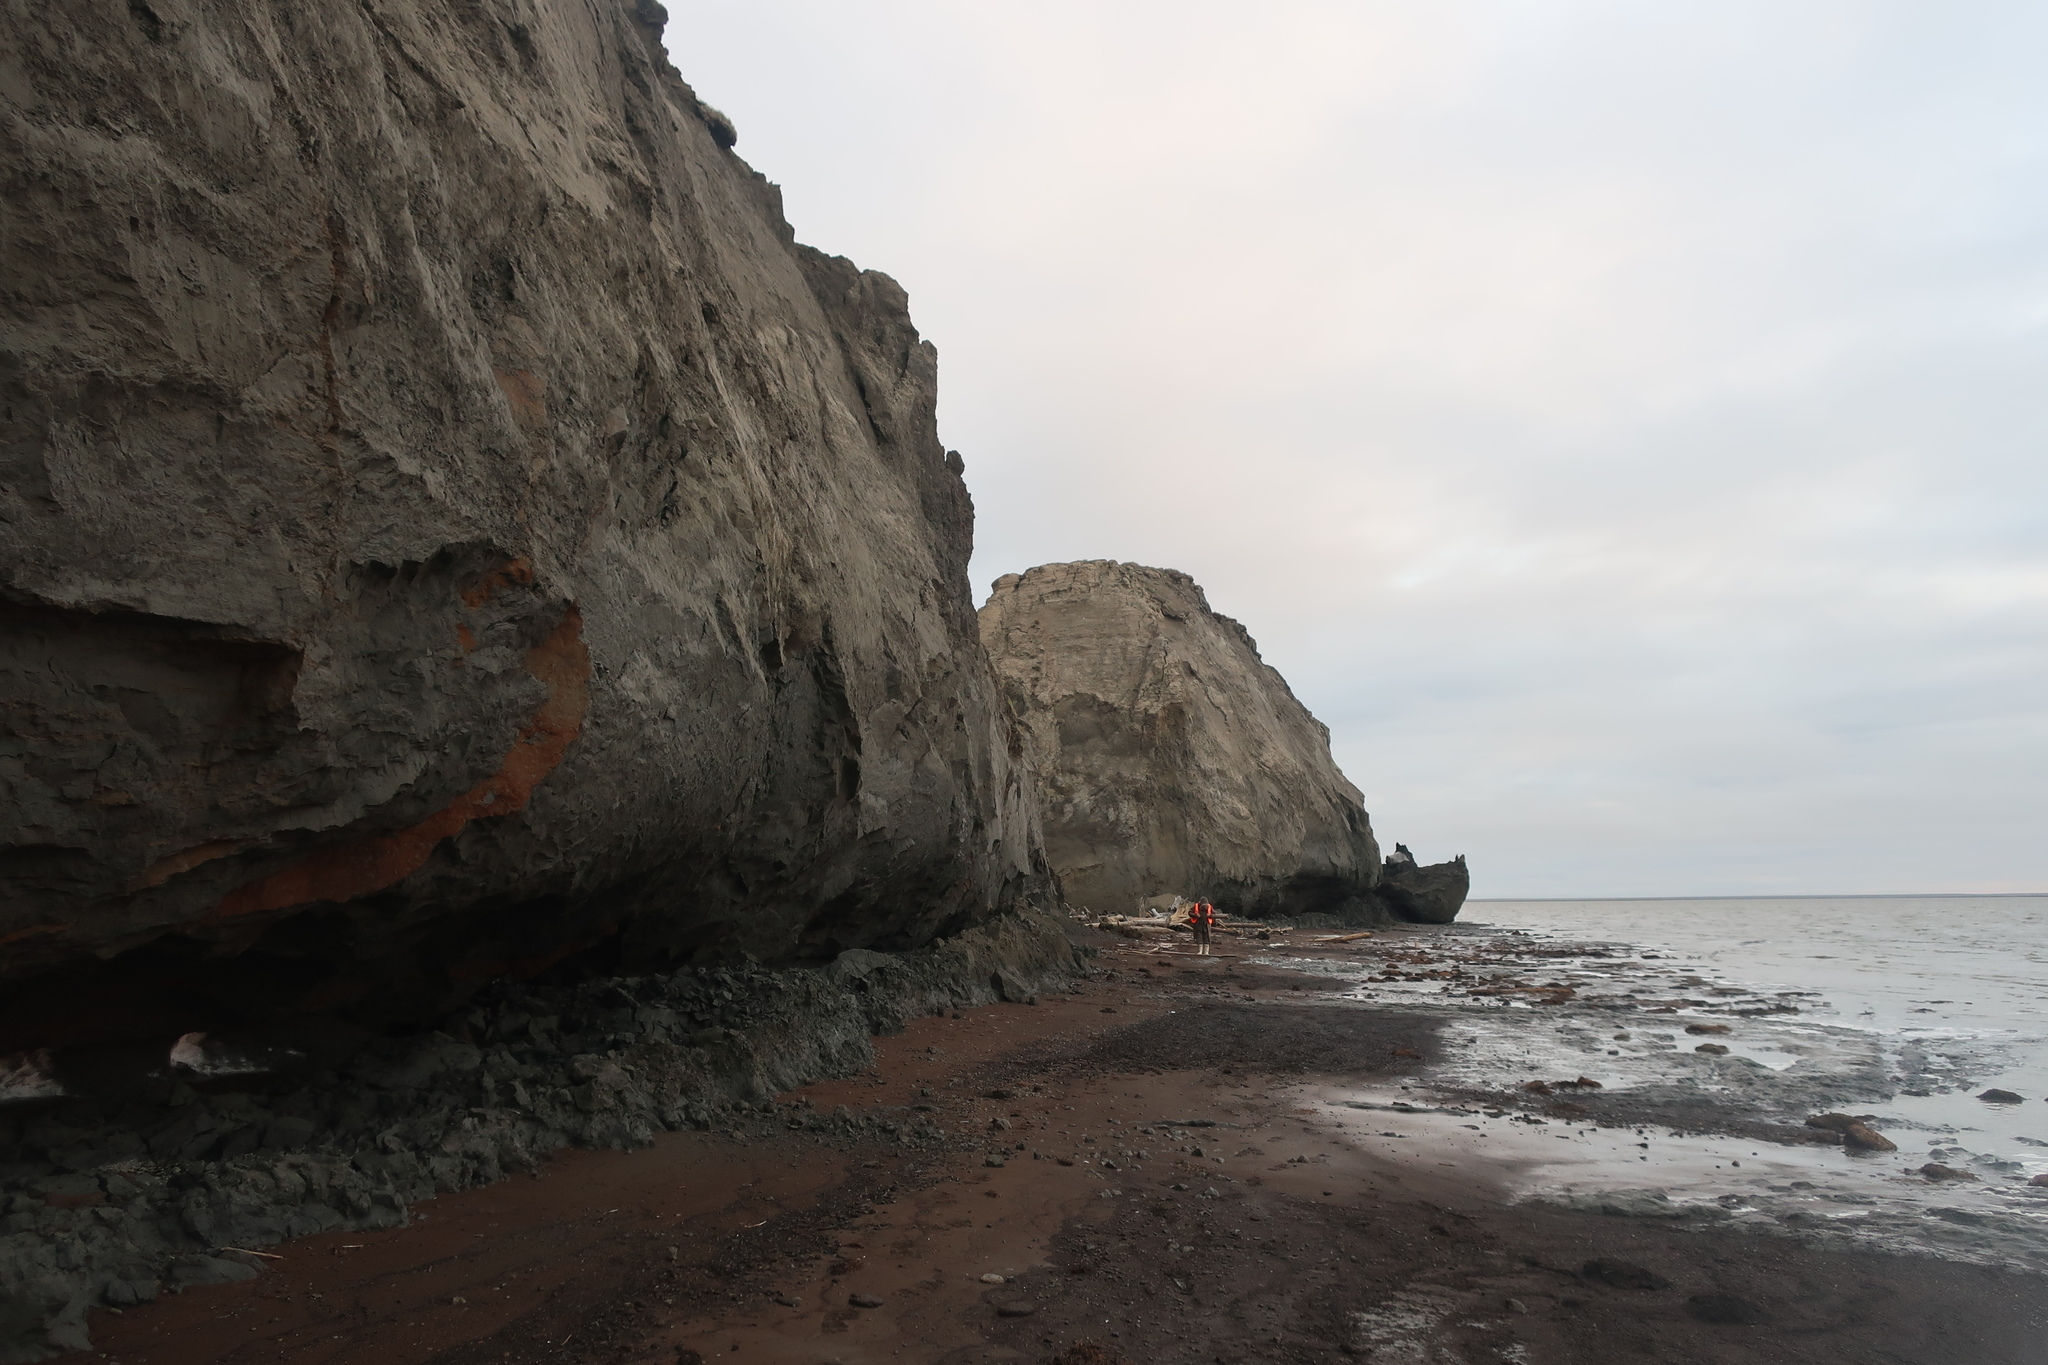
[1693,1043,1730,1056]
[1581,1258,1672,1291]
[1803,1111,1899,1151]
[1918,1164,1978,1182]
[1977,1089,2025,1104]
[849,1292,884,1309]
[1684,1024,1732,1035]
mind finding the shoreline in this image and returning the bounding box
[1468,892,2048,902]
[55,939,2048,1364]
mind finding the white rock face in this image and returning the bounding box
[979,561,1386,923]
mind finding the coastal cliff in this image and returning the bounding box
[0,0,1048,1050]
[978,561,1389,924]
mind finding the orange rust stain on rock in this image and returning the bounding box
[211,606,588,921]
[493,366,548,432]
[0,924,68,947]
[460,557,536,609]
[131,839,246,892]
[456,621,479,653]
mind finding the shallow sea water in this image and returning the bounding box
[1259,894,2048,1270]
[1471,895,2048,1145]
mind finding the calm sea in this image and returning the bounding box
[1463,894,2048,1151]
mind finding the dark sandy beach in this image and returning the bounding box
[65,941,2045,1365]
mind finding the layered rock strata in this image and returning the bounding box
[0,0,1047,1048]
[979,562,1388,923]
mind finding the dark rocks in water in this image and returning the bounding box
[979,562,1387,925]
[1694,1043,1731,1056]
[1977,1088,2025,1104]
[1803,1112,1897,1152]
[1377,850,1469,924]
[1581,1258,1672,1291]
[1917,1163,1978,1182]
[1686,1293,1771,1325]
[0,0,1047,1052]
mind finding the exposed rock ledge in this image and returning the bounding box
[979,562,1389,924]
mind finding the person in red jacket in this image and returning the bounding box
[1186,899,1218,955]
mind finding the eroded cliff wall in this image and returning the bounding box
[0,0,1047,1049]
[978,561,1387,923]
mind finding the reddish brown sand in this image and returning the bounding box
[67,945,2047,1365]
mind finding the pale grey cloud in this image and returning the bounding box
[668,1,2048,894]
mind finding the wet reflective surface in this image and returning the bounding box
[1256,894,2048,1270]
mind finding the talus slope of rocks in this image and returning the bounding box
[0,0,1050,1048]
[979,561,1391,924]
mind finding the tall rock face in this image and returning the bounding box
[0,0,1047,1050]
[978,562,1386,923]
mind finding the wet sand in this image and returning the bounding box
[67,944,2047,1365]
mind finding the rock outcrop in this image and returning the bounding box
[979,562,1387,923]
[0,0,1048,1051]
[1379,851,1469,924]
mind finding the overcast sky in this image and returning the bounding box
[665,1,2048,897]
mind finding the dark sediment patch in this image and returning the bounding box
[1059,1001,1445,1079]
[984,1177,2047,1364]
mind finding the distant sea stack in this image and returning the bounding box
[1379,845,1471,924]
[980,561,1415,925]
[0,0,1051,1050]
